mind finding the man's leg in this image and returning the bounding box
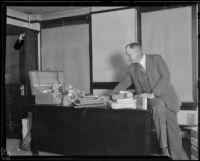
[166,108,189,160]
[148,98,168,153]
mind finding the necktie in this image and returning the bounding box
[138,63,146,73]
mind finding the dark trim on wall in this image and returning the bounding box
[91,7,134,14]
[139,4,197,13]
[191,4,198,103]
[198,3,200,106]
[92,82,135,90]
[92,82,120,89]
[40,28,42,71]
[30,20,41,24]
[7,15,28,23]
[136,7,141,44]
[7,24,39,36]
[41,14,90,29]
[7,15,41,24]
[89,14,93,94]
[180,102,198,110]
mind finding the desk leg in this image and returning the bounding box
[146,113,152,155]
[31,140,39,155]
[30,107,39,155]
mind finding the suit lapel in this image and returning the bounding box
[133,64,142,94]
[146,55,154,89]
[134,63,142,85]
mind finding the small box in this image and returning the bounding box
[108,100,136,109]
[111,93,127,100]
[29,71,65,105]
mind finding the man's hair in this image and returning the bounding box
[125,42,142,50]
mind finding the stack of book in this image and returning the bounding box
[72,95,106,108]
[108,97,136,109]
[190,127,198,160]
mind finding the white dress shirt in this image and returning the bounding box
[139,54,146,71]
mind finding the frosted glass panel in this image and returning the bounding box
[42,27,64,71]
[92,8,137,82]
[41,24,90,93]
[63,24,90,93]
[141,7,193,102]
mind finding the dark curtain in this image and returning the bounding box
[24,29,38,109]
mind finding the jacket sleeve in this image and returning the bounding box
[152,55,170,97]
[111,66,133,94]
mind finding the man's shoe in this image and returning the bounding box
[162,147,171,158]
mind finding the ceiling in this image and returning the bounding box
[7,6,84,15]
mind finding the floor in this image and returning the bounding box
[6,138,190,158]
[5,123,191,158]
[6,139,62,156]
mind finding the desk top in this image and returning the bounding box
[30,104,151,114]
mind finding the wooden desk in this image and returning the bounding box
[31,105,151,156]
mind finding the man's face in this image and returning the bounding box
[125,46,143,64]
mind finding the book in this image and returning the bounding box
[116,98,134,103]
[107,101,136,110]
[111,93,127,100]
[191,137,198,148]
[191,155,198,160]
[76,100,104,105]
[191,127,198,139]
[72,102,107,108]
[191,146,198,158]
[135,96,147,110]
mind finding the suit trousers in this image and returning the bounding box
[148,97,188,160]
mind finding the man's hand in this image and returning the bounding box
[99,95,111,101]
[140,93,155,99]
[19,33,25,41]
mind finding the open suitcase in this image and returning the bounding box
[29,71,65,105]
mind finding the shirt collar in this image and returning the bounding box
[139,54,146,69]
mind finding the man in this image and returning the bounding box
[112,42,188,160]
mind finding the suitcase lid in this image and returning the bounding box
[29,71,65,95]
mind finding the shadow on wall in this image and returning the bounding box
[109,51,129,83]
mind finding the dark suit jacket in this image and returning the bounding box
[112,54,180,113]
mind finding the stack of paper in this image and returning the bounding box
[111,93,127,100]
[190,127,198,160]
[108,98,136,109]
[72,95,107,108]
[116,98,135,103]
